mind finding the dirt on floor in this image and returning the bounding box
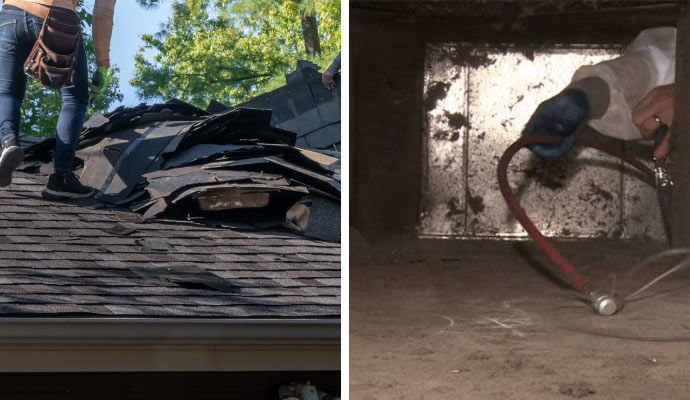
[350,233,690,399]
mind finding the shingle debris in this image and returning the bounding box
[209,60,341,151]
[22,98,341,243]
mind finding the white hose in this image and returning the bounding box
[623,247,690,301]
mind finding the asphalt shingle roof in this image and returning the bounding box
[0,173,340,318]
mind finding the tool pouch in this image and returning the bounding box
[24,8,81,89]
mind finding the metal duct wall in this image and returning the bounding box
[421,44,664,240]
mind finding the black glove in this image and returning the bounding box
[521,89,590,159]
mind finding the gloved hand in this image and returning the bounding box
[88,66,109,105]
[521,89,590,159]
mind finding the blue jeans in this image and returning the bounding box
[0,5,88,173]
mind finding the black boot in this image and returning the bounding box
[41,171,94,199]
[0,136,24,187]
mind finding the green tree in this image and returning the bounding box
[131,0,340,108]
[20,2,123,138]
[136,0,337,55]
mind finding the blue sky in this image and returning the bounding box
[110,1,173,107]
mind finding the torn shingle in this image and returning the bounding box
[62,105,337,239]
[102,223,137,236]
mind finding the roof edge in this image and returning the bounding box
[0,318,341,345]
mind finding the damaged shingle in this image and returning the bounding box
[210,60,341,151]
[23,96,340,242]
[129,264,240,293]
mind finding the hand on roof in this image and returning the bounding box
[322,71,336,90]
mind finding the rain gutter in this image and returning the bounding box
[0,318,340,372]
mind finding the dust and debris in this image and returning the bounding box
[521,49,535,61]
[409,346,434,356]
[425,82,450,110]
[431,128,452,141]
[467,351,492,361]
[445,111,469,131]
[467,191,485,214]
[449,130,460,142]
[442,47,495,69]
[503,356,524,371]
[588,181,614,202]
[558,382,595,398]
[468,217,482,233]
[522,157,571,190]
[422,42,662,239]
[509,94,525,111]
[445,196,464,219]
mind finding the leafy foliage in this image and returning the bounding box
[20,2,123,138]
[131,0,340,108]
[136,0,165,8]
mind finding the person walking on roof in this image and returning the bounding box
[521,27,675,160]
[0,0,116,199]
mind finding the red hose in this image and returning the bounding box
[497,135,655,292]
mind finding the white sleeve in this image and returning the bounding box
[571,27,676,141]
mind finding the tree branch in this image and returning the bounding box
[168,71,274,85]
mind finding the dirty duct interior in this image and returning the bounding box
[19,60,340,243]
[421,44,665,240]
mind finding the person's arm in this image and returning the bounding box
[326,51,341,75]
[521,27,676,159]
[92,0,116,69]
[571,26,675,141]
[322,51,341,90]
[89,0,116,105]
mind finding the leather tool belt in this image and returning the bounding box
[24,7,81,89]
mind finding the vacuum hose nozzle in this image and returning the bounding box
[592,293,622,316]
